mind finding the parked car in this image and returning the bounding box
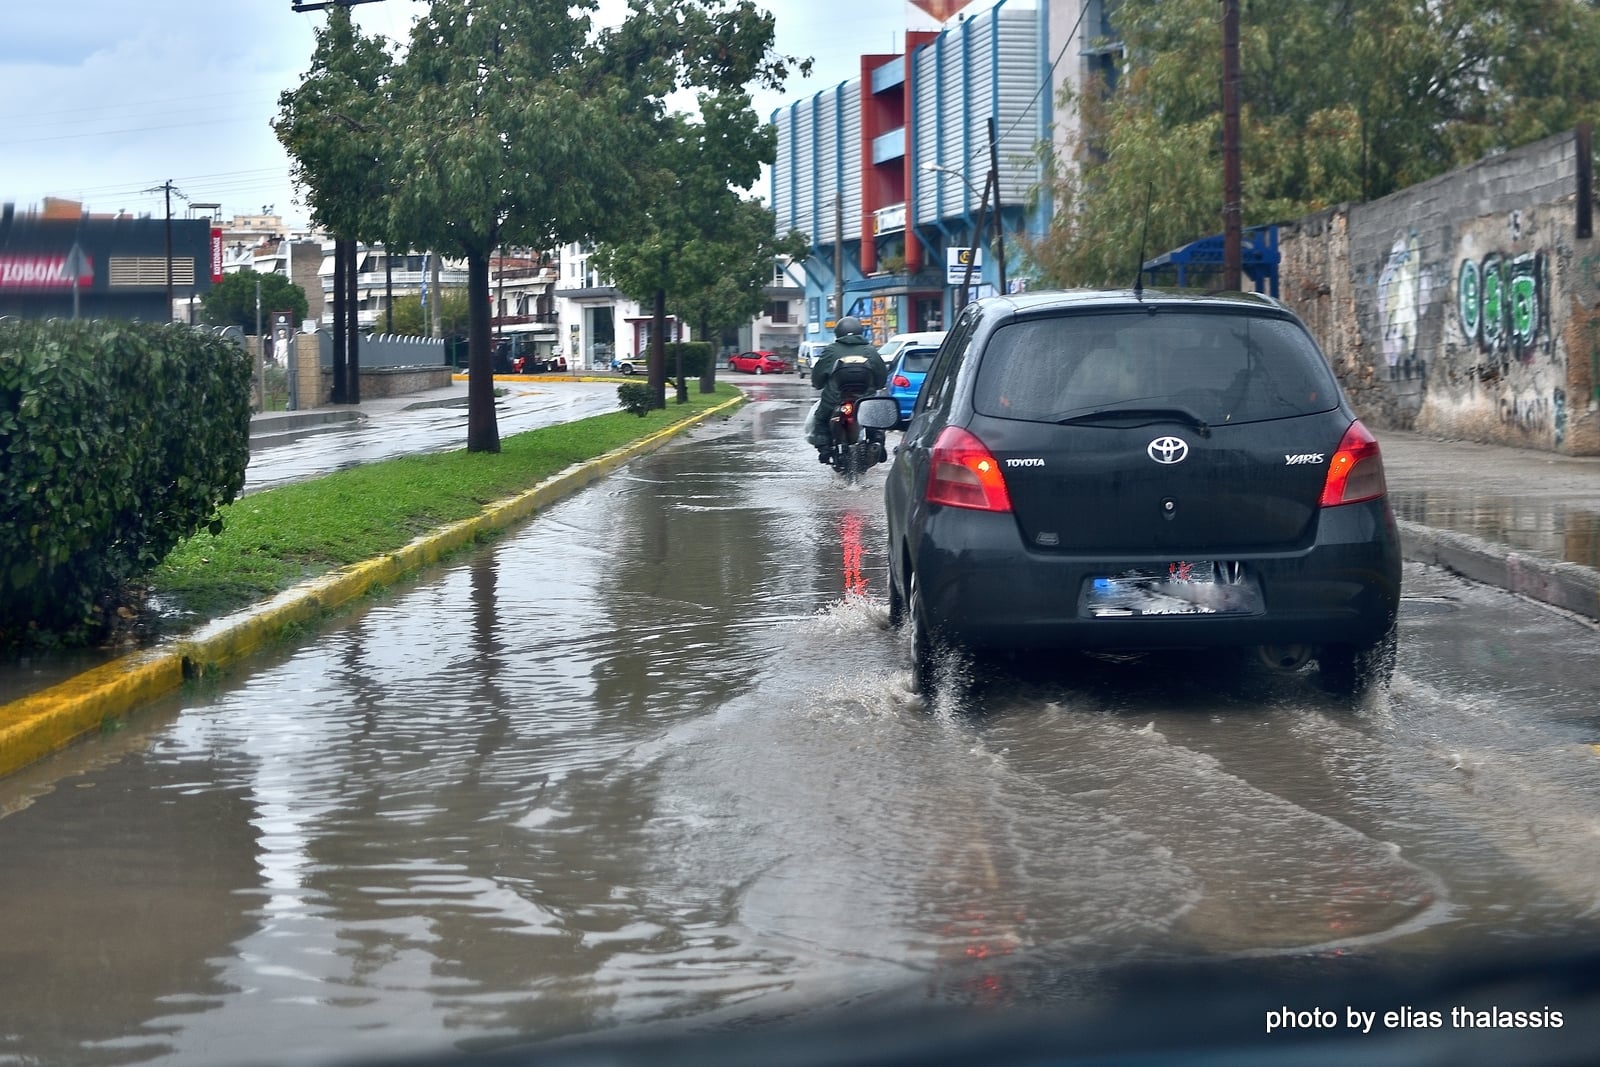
[857,288,1401,698]
[729,350,789,375]
[512,352,568,374]
[795,341,825,378]
[611,356,645,375]
[883,342,942,428]
[876,329,947,364]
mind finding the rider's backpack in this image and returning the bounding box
[830,354,876,395]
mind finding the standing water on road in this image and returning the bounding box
[2,381,1599,1065]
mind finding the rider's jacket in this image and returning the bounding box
[810,334,887,410]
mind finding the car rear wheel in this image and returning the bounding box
[907,572,936,697]
[888,566,905,628]
[1317,620,1398,697]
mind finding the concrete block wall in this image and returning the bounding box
[1279,131,1600,456]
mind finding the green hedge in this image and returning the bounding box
[0,320,252,644]
[664,341,712,379]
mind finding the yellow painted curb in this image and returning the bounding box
[0,394,745,780]
[0,650,184,774]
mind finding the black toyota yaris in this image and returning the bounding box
[856,288,1402,698]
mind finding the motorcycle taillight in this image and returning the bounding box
[840,401,855,416]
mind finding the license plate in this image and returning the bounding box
[1082,561,1220,617]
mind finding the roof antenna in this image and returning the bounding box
[1132,181,1152,299]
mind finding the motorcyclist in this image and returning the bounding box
[805,315,888,462]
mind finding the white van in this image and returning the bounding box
[795,341,827,378]
[877,330,948,362]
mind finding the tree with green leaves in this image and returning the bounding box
[374,0,639,451]
[666,199,810,396]
[274,8,394,401]
[385,287,473,339]
[592,95,784,406]
[200,271,307,334]
[277,0,802,449]
[1028,0,1600,288]
[380,0,801,450]
[583,0,805,409]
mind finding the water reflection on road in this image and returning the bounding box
[2,382,1600,1066]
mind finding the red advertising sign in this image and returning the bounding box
[910,0,975,21]
[0,253,95,290]
[211,227,224,282]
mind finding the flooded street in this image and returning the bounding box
[3,380,1600,1066]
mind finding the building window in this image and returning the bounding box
[766,300,790,324]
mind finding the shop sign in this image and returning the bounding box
[0,253,95,290]
[946,247,982,286]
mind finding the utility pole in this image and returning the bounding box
[832,194,843,328]
[1221,0,1243,291]
[142,180,185,320]
[163,181,173,318]
[987,117,1006,296]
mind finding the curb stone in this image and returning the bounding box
[1398,518,1600,624]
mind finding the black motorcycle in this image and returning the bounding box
[824,385,889,480]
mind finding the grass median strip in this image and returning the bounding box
[146,386,743,628]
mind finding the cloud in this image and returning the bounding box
[0,0,961,225]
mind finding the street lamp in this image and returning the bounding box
[924,162,990,308]
[924,162,983,205]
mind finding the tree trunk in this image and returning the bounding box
[466,246,501,453]
[345,239,361,405]
[332,237,347,404]
[697,315,716,393]
[649,286,667,409]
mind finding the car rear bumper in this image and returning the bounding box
[909,500,1401,652]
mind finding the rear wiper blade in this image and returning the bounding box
[1055,407,1211,438]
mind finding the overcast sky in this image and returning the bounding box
[0,0,990,229]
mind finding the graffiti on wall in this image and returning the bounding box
[1377,232,1423,372]
[1456,251,1550,364]
[1495,388,1568,448]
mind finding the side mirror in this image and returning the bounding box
[856,395,900,431]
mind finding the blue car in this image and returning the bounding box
[884,343,942,427]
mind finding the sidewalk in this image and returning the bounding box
[1377,429,1600,623]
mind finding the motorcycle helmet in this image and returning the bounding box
[835,315,864,337]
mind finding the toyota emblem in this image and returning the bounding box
[1147,436,1189,464]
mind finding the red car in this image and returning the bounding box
[728,350,789,375]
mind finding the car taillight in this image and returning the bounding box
[893,374,911,388]
[1320,420,1388,506]
[927,427,1012,512]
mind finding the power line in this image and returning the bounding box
[0,88,270,128]
[5,115,276,147]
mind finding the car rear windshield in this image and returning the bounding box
[971,309,1341,425]
[898,348,938,374]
